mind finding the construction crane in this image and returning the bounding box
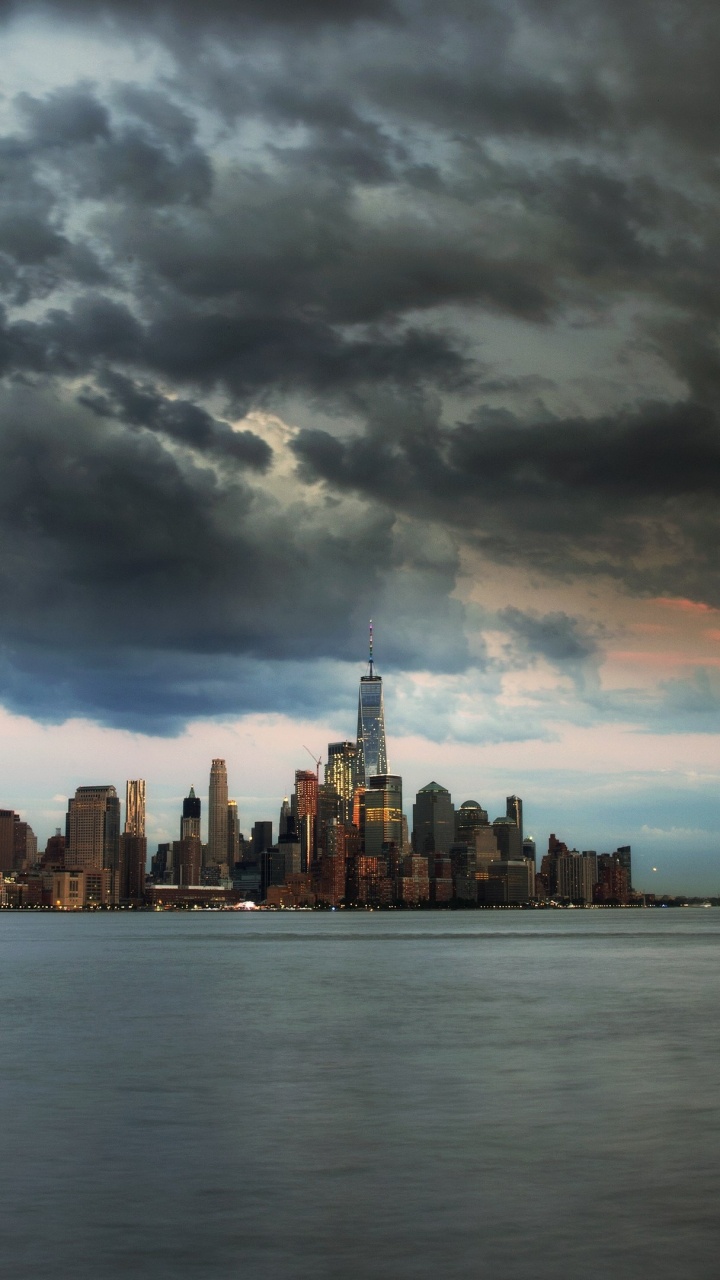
[303,746,322,783]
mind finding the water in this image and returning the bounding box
[2,910,719,1279]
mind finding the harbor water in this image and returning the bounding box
[2,909,719,1279]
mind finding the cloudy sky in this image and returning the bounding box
[1,0,719,891]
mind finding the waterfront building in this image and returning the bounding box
[125,780,146,837]
[52,870,85,910]
[429,854,454,904]
[0,810,16,874]
[615,845,632,891]
[595,853,629,904]
[207,759,229,868]
[317,819,348,906]
[398,853,430,906]
[173,836,202,887]
[120,834,147,902]
[484,860,532,905]
[66,787,121,902]
[356,621,388,785]
[413,782,455,856]
[556,850,587,903]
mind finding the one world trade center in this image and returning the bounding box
[356,620,388,784]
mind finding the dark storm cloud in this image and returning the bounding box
[1,0,720,730]
[0,0,396,26]
[78,370,273,470]
[498,609,599,664]
[0,385,467,728]
[292,399,720,604]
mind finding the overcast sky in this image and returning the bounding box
[1,0,719,891]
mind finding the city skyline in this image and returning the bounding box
[0,3,718,896]
[0,631,713,896]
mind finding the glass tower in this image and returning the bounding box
[356,621,388,784]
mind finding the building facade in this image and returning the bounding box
[207,759,229,867]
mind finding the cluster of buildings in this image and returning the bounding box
[0,630,639,910]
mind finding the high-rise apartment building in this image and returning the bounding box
[125,780,146,837]
[227,800,240,867]
[207,759,229,867]
[412,782,455,856]
[181,786,201,840]
[0,809,15,873]
[294,770,318,868]
[356,622,387,784]
[325,741,358,825]
[615,845,632,891]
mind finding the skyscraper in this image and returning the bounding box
[294,769,318,868]
[227,800,240,867]
[364,774,403,857]
[325,741,358,825]
[208,759,229,867]
[356,621,387,784]
[66,785,120,872]
[506,795,523,842]
[125,780,146,837]
[412,781,455,856]
[181,786,201,840]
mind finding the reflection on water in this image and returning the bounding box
[2,911,719,1279]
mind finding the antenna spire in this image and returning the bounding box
[369,618,374,676]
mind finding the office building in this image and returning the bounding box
[364,774,402,857]
[325,742,358,826]
[125,780,146,837]
[455,800,489,843]
[181,786,201,840]
[207,759,229,867]
[492,816,523,860]
[356,621,388,784]
[66,786,121,874]
[278,798,292,838]
[506,795,523,842]
[484,860,532,905]
[412,782,455,856]
[252,820,273,857]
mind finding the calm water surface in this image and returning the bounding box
[2,910,719,1279]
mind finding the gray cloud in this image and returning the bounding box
[0,1,719,730]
